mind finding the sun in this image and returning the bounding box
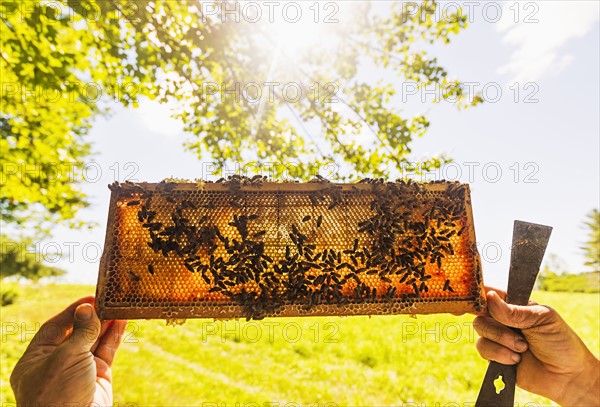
[259,15,326,58]
[253,1,360,58]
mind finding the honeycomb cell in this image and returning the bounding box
[95,179,486,320]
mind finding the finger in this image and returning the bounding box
[462,287,507,318]
[487,291,556,330]
[476,337,522,365]
[484,286,506,300]
[91,320,118,354]
[60,303,101,355]
[30,296,96,346]
[95,356,112,382]
[473,316,528,353]
[484,288,537,305]
[94,320,127,367]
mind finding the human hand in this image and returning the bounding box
[473,289,600,406]
[10,296,127,406]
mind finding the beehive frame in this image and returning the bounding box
[95,178,485,320]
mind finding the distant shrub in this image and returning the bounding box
[538,271,599,293]
[1,288,19,306]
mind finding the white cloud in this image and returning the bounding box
[496,1,599,83]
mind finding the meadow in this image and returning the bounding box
[1,284,598,406]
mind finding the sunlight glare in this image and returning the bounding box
[263,17,323,54]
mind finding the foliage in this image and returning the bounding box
[538,271,600,293]
[3,284,598,405]
[538,252,599,293]
[1,287,18,305]
[1,0,481,237]
[0,235,65,281]
[580,208,600,271]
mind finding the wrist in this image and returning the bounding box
[559,354,600,406]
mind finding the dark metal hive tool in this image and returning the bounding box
[475,220,552,406]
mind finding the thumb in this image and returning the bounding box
[64,303,101,354]
[487,291,557,331]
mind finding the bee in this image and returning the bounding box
[127,200,140,206]
[129,271,140,282]
[316,215,323,228]
[443,279,454,292]
[253,230,266,239]
[302,215,311,223]
[314,275,326,285]
[148,264,155,275]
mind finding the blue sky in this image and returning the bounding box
[42,1,599,290]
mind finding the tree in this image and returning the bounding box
[0,234,65,304]
[0,235,65,280]
[1,0,481,237]
[581,209,600,271]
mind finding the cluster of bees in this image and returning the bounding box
[111,176,470,320]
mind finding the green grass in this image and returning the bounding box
[1,284,598,406]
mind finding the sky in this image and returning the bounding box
[33,1,599,290]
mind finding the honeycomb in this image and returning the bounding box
[95,177,485,320]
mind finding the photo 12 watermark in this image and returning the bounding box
[1,79,340,106]
[199,320,339,344]
[0,160,342,185]
[1,321,139,345]
[401,81,540,105]
[400,1,540,24]
[200,403,338,407]
[400,161,541,184]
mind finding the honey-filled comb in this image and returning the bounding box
[95,177,485,320]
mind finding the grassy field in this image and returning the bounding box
[1,284,598,406]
